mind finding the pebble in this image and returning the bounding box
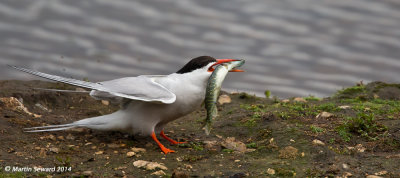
[151,170,166,176]
[126,152,136,157]
[221,137,247,153]
[133,160,167,170]
[374,171,388,176]
[49,147,59,153]
[48,135,56,141]
[83,171,93,176]
[312,139,325,146]
[339,105,351,109]
[293,97,307,103]
[95,151,104,155]
[316,112,334,119]
[66,134,75,140]
[342,163,349,169]
[281,99,290,103]
[366,175,383,178]
[218,95,231,105]
[267,168,275,175]
[57,136,65,140]
[343,172,353,177]
[131,147,146,153]
[101,100,109,106]
[279,146,298,159]
[107,143,120,148]
[355,144,366,153]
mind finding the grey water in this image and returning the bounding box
[1,0,400,98]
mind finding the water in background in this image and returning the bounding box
[1,0,400,98]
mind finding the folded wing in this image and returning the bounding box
[9,66,176,104]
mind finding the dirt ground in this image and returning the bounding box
[0,80,399,177]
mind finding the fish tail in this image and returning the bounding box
[203,121,212,135]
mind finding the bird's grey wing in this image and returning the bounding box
[93,76,176,104]
[9,66,176,104]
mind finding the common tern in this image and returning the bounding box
[9,56,244,154]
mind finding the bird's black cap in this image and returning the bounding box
[176,56,216,74]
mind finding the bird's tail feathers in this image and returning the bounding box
[33,88,90,93]
[24,111,127,132]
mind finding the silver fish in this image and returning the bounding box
[204,60,245,135]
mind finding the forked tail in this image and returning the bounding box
[24,111,128,132]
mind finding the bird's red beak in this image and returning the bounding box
[208,59,245,72]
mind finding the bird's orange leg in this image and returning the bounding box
[151,131,175,154]
[160,130,187,145]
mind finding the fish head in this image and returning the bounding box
[208,59,245,72]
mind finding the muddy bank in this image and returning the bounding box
[0,80,399,177]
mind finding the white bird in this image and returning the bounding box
[9,56,244,154]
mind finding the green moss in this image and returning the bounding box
[0,172,26,178]
[246,142,257,149]
[336,113,387,141]
[310,125,325,133]
[222,149,234,153]
[337,86,366,95]
[304,95,321,101]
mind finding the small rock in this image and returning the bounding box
[34,146,41,150]
[343,172,353,178]
[279,146,298,159]
[342,163,349,169]
[49,147,59,153]
[301,152,305,157]
[312,139,325,146]
[126,152,136,157]
[339,105,351,109]
[290,139,295,142]
[204,140,219,151]
[107,143,120,148]
[172,170,189,178]
[267,168,275,175]
[184,164,193,169]
[221,137,247,153]
[48,135,56,141]
[293,97,307,103]
[0,97,41,118]
[131,147,146,153]
[266,138,279,150]
[366,175,383,178]
[133,160,167,171]
[281,99,290,103]
[355,144,366,153]
[57,136,64,140]
[133,160,148,168]
[234,160,240,162]
[66,134,75,140]
[218,95,231,105]
[151,170,166,176]
[316,112,334,119]
[91,146,97,150]
[83,171,93,176]
[146,162,168,171]
[101,100,109,106]
[95,151,104,155]
[374,171,388,176]
[39,148,46,158]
